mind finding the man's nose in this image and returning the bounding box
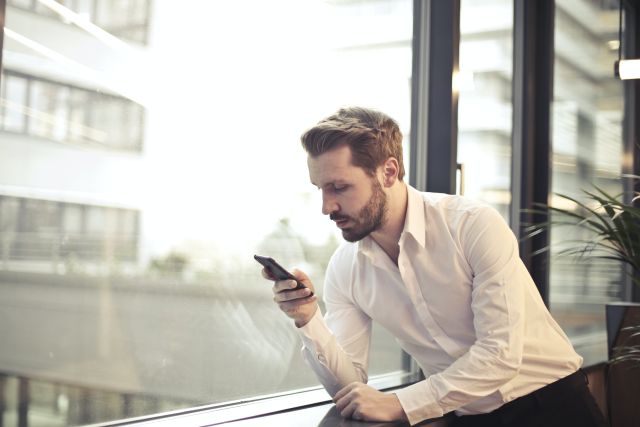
[322,191,338,216]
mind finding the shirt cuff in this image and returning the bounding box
[394,380,444,426]
[296,308,334,351]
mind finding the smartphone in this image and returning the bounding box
[253,254,310,293]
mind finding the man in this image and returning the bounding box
[263,107,608,426]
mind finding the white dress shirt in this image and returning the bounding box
[297,185,582,425]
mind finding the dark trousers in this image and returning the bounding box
[451,370,609,427]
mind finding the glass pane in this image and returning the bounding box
[33,3,53,16]
[94,0,150,43]
[0,197,21,266]
[457,0,513,220]
[124,103,144,149]
[68,89,96,143]
[17,199,61,261]
[7,0,34,9]
[74,0,96,21]
[95,0,136,27]
[1,72,28,132]
[62,203,83,234]
[3,72,141,150]
[90,95,127,149]
[1,0,413,424]
[550,0,624,365]
[29,80,70,141]
[0,196,20,232]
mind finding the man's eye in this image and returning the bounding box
[334,185,347,192]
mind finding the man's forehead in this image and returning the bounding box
[308,150,350,169]
[307,146,360,185]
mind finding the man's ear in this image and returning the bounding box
[381,157,400,187]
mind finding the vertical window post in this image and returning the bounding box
[510,0,555,304]
[623,0,640,302]
[410,0,460,194]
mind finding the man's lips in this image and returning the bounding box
[330,214,351,228]
[334,219,350,228]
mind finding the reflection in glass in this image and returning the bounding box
[0,0,413,425]
[1,73,28,132]
[550,0,624,365]
[0,71,144,150]
[457,0,513,220]
[9,0,151,44]
[29,80,70,140]
[68,89,91,143]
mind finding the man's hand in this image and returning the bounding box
[263,268,317,327]
[334,382,408,422]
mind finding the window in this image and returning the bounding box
[550,0,625,365]
[0,196,139,268]
[457,0,513,219]
[0,72,28,132]
[8,0,152,45]
[0,1,413,425]
[29,79,71,141]
[0,70,145,151]
[95,0,151,44]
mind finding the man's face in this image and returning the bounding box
[308,145,388,242]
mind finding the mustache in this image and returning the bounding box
[330,213,350,221]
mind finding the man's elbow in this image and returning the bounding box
[473,340,523,380]
[495,344,523,380]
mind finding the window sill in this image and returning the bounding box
[88,371,422,427]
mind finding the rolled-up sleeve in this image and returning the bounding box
[297,253,372,397]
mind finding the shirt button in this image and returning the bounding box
[317,353,327,364]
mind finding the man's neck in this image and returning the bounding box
[370,182,408,265]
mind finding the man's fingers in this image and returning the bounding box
[340,400,358,419]
[261,267,276,280]
[334,383,406,423]
[334,383,359,414]
[334,383,375,420]
[334,382,359,403]
[273,287,312,302]
[272,279,300,293]
[333,387,348,403]
[277,295,316,313]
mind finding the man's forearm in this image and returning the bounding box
[297,309,368,396]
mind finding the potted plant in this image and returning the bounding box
[525,175,639,426]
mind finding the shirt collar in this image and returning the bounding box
[357,184,427,261]
[400,185,426,249]
[357,233,377,260]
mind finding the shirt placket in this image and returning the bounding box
[398,254,460,358]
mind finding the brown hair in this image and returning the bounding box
[301,106,405,180]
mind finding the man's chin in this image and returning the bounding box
[341,228,370,243]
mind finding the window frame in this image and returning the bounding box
[622,0,640,302]
[1,0,640,425]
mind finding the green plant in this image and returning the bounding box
[525,175,640,367]
[610,325,640,367]
[526,176,640,285]
[148,251,190,277]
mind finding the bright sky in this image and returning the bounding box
[3,0,413,265]
[134,0,413,259]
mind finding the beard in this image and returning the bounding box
[330,179,388,242]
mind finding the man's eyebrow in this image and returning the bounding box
[310,181,331,189]
[323,181,348,189]
[310,179,349,189]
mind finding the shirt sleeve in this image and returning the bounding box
[395,206,527,425]
[296,252,372,397]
